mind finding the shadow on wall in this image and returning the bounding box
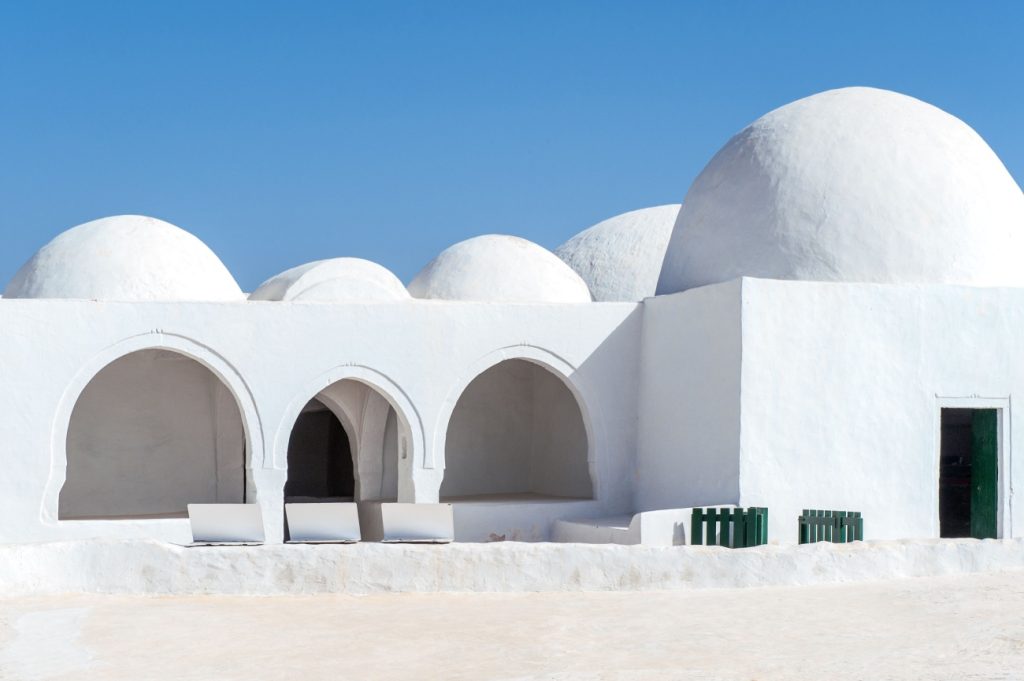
[571,305,644,512]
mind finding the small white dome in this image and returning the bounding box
[250,257,410,302]
[556,205,680,301]
[409,235,592,303]
[657,87,1024,293]
[4,215,244,301]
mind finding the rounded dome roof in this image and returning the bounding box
[409,235,592,303]
[657,87,1024,294]
[250,257,410,302]
[4,215,244,301]
[556,205,680,301]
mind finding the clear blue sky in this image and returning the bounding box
[1,1,1022,290]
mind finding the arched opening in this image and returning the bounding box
[440,359,592,501]
[285,379,406,503]
[284,398,354,501]
[59,349,247,520]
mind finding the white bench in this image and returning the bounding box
[358,502,454,543]
[285,502,361,543]
[187,503,265,545]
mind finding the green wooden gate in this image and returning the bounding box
[690,507,768,548]
[798,510,863,544]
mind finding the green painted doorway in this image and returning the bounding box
[939,408,998,539]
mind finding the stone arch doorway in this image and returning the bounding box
[284,378,409,503]
[284,397,355,502]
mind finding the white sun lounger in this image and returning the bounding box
[356,502,454,543]
[285,502,361,543]
[187,503,265,545]
[379,502,454,543]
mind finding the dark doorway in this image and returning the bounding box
[939,408,998,539]
[285,398,354,501]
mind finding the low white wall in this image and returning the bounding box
[0,538,1020,596]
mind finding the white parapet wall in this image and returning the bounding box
[0,538,1021,596]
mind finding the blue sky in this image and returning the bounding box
[1,1,1022,290]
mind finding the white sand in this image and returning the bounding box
[1,571,1022,681]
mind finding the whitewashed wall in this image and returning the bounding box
[636,280,743,512]
[738,279,1024,542]
[0,299,641,543]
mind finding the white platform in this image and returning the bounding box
[552,506,738,546]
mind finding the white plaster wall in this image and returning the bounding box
[60,350,245,519]
[738,279,1024,542]
[636,280,742,512]
[0,299,640,544]
[530,365,590,498]
[442,361,533,496]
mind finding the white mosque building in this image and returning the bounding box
[1,86,1022,546]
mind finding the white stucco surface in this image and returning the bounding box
[4,215,245,301]
[0,538,1020,596]
[637,280,742,512]
[249,257,410,302]
[737,278,1024,542]
[408,234,592,302]
[0,297,640,545]
[657,87,1024,293]
[556,204,680,302]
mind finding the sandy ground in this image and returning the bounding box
[1,571,1022,681]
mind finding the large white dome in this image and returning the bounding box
[657,87,1024,293]
[409,235,592,303]
[556,205,680,302]
[250,257,410,302]
[5,215,244,301]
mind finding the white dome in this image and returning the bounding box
[250,257,410,302]
[5,215,244,301]
[556,205,680,301]
[409,235,592,303]
[657,87,1024,293]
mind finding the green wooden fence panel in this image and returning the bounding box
[689,507,769,548]
[798,509,863,544]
